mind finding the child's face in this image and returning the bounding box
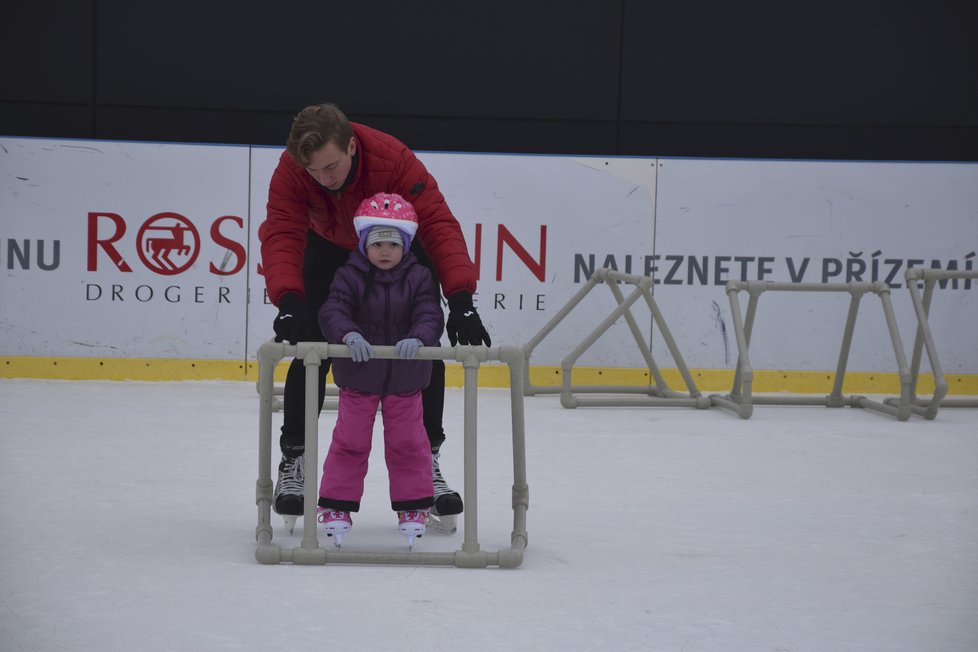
[366,241,403,270]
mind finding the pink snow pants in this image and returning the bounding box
[319,388,433,511]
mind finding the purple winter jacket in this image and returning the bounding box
[318,250,445,396]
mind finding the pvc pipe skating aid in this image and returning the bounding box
[255,341,529,568]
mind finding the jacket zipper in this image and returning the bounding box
[381,282,393,395]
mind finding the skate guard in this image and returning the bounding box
[425,512,457,535]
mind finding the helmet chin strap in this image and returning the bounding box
[321,150,360,195]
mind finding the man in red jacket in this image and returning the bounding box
[259,103,490,533]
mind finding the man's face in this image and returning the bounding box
[304,138,356,190]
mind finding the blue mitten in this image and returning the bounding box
[343,332,373,362]
[395,338,423,359]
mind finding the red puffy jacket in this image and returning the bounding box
[259,122,477,306]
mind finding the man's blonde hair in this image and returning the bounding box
[285,103,354,167]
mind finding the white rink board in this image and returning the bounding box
[653,158,978,373]
[418,152,656,368]
[0,138,251,359]
[3,137,976,374]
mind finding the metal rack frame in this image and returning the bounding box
[896,267,978,415]
[713,281,916,420]
[521,267,709,410]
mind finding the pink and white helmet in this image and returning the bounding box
[353,192,419,255]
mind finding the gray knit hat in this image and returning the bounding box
[363,225,404,249]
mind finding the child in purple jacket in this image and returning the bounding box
[316,192,445,548]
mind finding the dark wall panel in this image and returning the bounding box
[95,106,294,146]
[0,2,94,103]
[357,116,619,155]
[620,122,978,160]
[95,1,621,121]
[0,104,94,140]
[94,106,619,154]
[4,2,977,160]
[621,1,978,127]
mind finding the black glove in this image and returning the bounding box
[446,292,491,346]
[273,292,307,344]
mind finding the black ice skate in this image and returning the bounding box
[428,445,462,534]
[273,446,304,534]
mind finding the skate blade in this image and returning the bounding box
[282,515,298,535]
[425,512,457,534]
[326,531,345,549]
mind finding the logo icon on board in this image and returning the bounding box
[136,213,200,275]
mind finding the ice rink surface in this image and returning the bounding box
[1,378,976,651]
